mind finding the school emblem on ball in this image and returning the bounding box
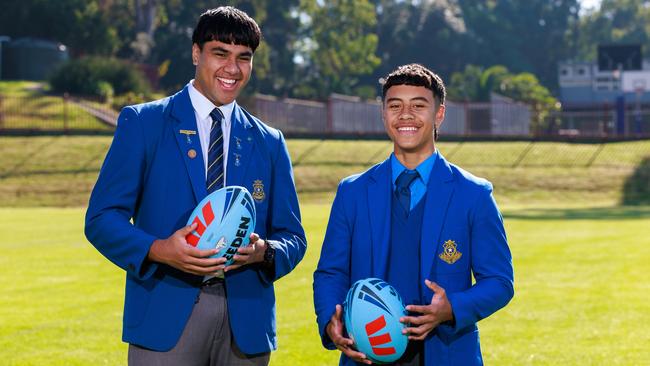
[439,240,462,264]
[252,180,265,202]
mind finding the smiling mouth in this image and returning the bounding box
[217,77,238,89]
[397,126,419,133]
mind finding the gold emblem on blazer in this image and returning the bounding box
[179,129,196,144]
[439,240,462,264]
[252,180,265,202]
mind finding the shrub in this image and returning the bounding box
[96,81,114,104]
[49,57,150,98]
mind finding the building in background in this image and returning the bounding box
[558,44,650,136]
[0,37,69,81]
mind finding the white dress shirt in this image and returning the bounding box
[188,80,236,279]
[188,80,235,183]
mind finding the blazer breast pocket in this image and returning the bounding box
[433,225,471,292]
[435,225,470,272]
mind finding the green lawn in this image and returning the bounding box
[1,205,649,365]
[1,136,648,207]
[0,81,113,131]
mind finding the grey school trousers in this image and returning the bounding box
[128,281,270,366]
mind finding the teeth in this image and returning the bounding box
[398,127,417,131]
[217,77,236,85]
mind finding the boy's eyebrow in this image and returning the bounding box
[385,96,430,103]
[209,46,253,57]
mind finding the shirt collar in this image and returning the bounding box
[390,150,439,186]
[188,80,236,125]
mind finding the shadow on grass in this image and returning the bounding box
[621,156,650,205]
[503,205,650,220]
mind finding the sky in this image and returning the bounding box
[580,0,602,11]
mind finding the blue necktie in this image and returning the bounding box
[395,170,419,215]
[207,108,224,193]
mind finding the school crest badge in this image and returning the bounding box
[252,180,265,202]
[439,240,462,264]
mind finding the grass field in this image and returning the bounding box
[1,130,649,364]
[1,136,649,207]
[1,205,649,365]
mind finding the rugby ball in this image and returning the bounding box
[343,278,408,364]
[185,186,256,265]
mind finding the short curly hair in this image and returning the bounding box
[381,63,446,106]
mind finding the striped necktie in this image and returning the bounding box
[207,108,225,193]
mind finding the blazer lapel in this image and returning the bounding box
[225,105,254,186]
[368,158,392,278]
[421,153,455,282]
[170,86,207,203]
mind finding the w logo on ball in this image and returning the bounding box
[186,201,215,246]
[364,315,396,356]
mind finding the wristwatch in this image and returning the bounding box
[263,243,276,268]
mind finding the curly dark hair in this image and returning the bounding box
[381,63,446,106]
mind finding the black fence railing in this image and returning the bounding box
[0,94,116,133]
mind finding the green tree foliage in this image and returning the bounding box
[255,0,302,97]
[298,0,380,99]
[0,0,121,56]
[447,65,482,102]
[10,0,650,102]
[151,0,272,93]
[448,64,559,131]
[49,56,151,97]
[457,0,580,91]
[370,0,468,88]
[574,0,650,61]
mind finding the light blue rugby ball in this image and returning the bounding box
[343,278,408,364]
[185,186,256,266]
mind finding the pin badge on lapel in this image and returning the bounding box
[439,240,462,264]
[235,136,242,150]
[180,129,196,144]
[252,180,265,202]
[187,149,197,159]
[233,153,241,167]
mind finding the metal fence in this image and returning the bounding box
[248,93,536,138]
[2,92,650,140]
[248,93,650,140]
[0,94,116,133]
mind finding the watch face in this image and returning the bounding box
[264,246,275,264]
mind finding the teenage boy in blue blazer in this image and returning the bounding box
[313,64,514,365]
[85,7,306,365]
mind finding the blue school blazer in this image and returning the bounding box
[85,85,306,354]
[313,154,514,365]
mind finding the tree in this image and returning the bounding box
[298,0,380,99]
[447,64,482,102]
[448,64,559,130]
[573,0,650,61]
[151,0,271,93]
[458,0,580,92]
[370,0,468,87]
[0,0,120,56]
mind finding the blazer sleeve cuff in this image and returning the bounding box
[319,318,337,350]
[131,234,159,281]
[446,292,475,333]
